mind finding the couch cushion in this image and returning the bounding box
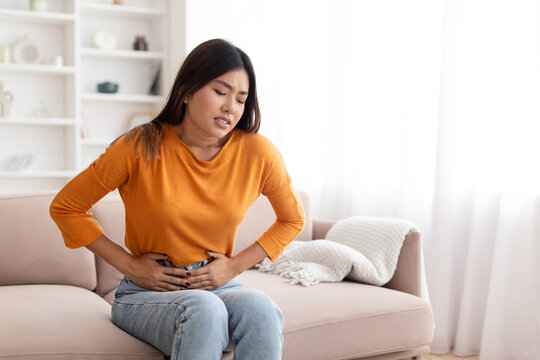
[91,191,313,297]
[237,270,433,360]
[0,285,163,360]
[0,192,96,290]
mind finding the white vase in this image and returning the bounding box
[30,0,48,12]
[1,44,10,64]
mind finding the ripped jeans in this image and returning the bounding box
[111,259,284,360]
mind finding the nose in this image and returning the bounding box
[223,97,235,115]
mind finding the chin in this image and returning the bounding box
[217,127,233,137]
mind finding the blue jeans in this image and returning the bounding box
[111,259,284,360]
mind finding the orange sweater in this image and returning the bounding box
[50,123,306,266]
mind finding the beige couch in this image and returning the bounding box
[0,191,433,360]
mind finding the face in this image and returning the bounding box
[183,68,249,140]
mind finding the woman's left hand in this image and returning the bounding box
[186,251,237,290]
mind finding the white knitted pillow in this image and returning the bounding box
[325,216,418,284]
[257,216,431,303]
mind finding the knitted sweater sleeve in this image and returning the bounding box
[255,140,306,261]
[49,136,133,248]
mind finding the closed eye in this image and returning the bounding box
[237,99,245,104]
[214,89,226,96]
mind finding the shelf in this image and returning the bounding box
[0,9,75,25]
[0,0,170,194]
[81,93,164,104]
[81,48,164,61]
[79,3,164,18]
[81,139,113,146]
[0,118,77,126]
[0,63,75,76]
[0,170,77,178]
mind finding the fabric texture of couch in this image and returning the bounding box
[0,191,433,360]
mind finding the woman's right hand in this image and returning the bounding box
[125,253,192,292]
[85,234,191,292]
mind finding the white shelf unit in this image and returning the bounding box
[0,0,173,194]
[0,63,76,75]
[0,170,77,178]
[78,0,169,169]
[0,117,77,126]
[0,7,75,24]
[80,92,164,103]
[81,138,113,146]
[79,2,164,17]
[80,47,164,60]
[0,0,77,194]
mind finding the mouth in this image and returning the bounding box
[215,117,232,125]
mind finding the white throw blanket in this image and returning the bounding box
[256,216,430,303]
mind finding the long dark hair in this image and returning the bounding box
[123,39,261,161]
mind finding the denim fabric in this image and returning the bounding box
[111,258,284,360]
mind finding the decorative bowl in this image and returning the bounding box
[97,81,118,94]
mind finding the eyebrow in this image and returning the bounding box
[213,80,249,95]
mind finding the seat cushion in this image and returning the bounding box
[0,285,162,360]
[237,270,433,360]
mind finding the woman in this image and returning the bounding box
[49,39,305,360]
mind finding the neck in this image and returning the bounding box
[173,121,230,149]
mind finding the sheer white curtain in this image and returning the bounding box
[428,1,539,358]
[184,1,540,358]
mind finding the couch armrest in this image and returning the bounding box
[384,230,422,297]
[312,220,335,239]
[313,220,422,298]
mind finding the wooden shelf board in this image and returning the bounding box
[79,3,163,18]
[81,93,164,104]
[0,63,76,75]
[0,170,77,178]
[0,118,77,126]
[0,9,75,25]
[81,139,113,146]
[81,48,164,61]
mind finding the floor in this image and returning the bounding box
[424,352,479,360]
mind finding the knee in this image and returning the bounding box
[234,289,284,329]
[183,291,228,326]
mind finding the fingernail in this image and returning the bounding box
[186,282,191,286]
